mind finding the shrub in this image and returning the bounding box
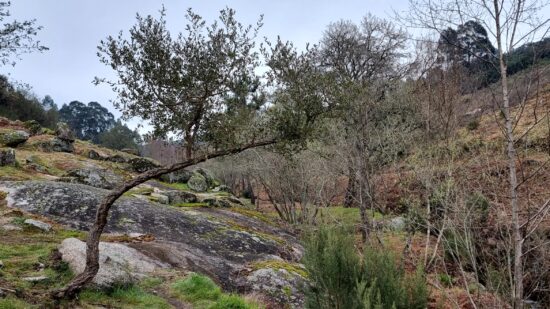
[439,273,453,287]
[303,227,362,309]
[303,227,429,309]
[467,119,479,131]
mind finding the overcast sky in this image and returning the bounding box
[5,1,547,132]
[4,0,412,130]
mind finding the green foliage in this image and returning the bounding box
[171,273,259,308]
[79,285,171,309]
[0,77,58,128]
[59,101,115,143]
[467,119,479,131]
[98,120,141,151]
[303,227,362,309]
[0,297,33,309]
[439,273,453,287]
[303,227,428,309]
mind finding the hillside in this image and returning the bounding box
[0,119,305,308]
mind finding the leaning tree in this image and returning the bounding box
[54,7,334,299]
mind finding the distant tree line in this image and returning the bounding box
[0,75,141,151]
[437,20,550,88]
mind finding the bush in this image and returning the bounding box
[467,119,479,131]
[303,227,362,309]
[303,227,428,309]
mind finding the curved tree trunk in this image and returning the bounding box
[52,139,275,300]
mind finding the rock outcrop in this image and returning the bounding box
[59,237,168,287]
[0,180,304,304]
[59,167,123,189]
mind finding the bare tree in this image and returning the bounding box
[402,1,550,306]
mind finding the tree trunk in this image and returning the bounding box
[493,1,523,306]
[52,139,275,300]
[344,163,357,208]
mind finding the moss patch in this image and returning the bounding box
[251,260,307,278]
[79,285,171,309]
[174,202,209,208]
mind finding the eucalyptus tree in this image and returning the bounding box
[55,7,333,299]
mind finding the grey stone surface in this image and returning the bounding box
[23,218,52,231]
[59,237,167,287]
[0,130,29,147]
[60,167,123,190]
[187,173,208,192]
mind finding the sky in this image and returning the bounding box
[4,1,547,132]
[3,0,411,131]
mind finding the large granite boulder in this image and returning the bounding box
[188,173,208,192]
[59,238,168,287]
[128,157,160,173]
[0,129,29,147]
[160,169,194,184]
[59,167,123,189]
[195,168,217,187]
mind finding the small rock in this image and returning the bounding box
[164,190,198,204]
[106,154,127,163]
[55,122,75,142]
[87,149,104,160]
[0,260,4,269]
[150,193,169,204]
[212,185,231,193]
[0,148,16,166]
[48,137,74,153]
[24,219,52,232]
[388,217,405,230]
[0,288,5,298]
[22,275,49,283]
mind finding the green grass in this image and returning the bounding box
[0,297,34,309]
[251,259,307,277]
[171,273,262,309]
[79,285,171,309]
[161,182,190,191]
[174,202,209,208]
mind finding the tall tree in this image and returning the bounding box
[98,120,142,151]
[318,14,407,240]
[59,101,115,142]
[55,7,332,299]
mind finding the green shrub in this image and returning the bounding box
[439,273,453,287]
[467,120,479,131]
[303,227,362,309]
[303,227,429,309]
